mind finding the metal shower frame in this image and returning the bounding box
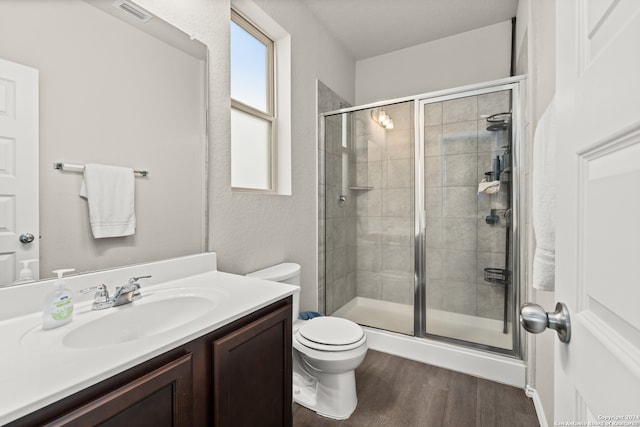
[321,76,527,359]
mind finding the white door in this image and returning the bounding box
[0,58,39,286]
[555,0,640,421]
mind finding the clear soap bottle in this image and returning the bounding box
[42,268,75,330]
[15,259,37,284]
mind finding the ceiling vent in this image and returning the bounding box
[112,0,153,23]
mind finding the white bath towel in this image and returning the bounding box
[478,179,501,194]
[532,98,557,291]
[80,163,136,238]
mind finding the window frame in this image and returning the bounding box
[230,8,277,192]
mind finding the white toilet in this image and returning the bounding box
[247,263,368,420]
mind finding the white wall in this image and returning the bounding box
[355,21,513,105]
[517,0,556,425]
[136,0,355,313]
[531,3,556,425]
[213,0,355,313]
[0,0,206,278]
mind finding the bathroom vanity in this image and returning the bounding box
[0,254,296,426]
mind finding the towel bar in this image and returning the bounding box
[53,162,148,177]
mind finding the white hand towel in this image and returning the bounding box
[80,163,136,238]
[478,179,501,194]
[532,98,557,291]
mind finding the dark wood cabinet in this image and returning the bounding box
[9,297,292,427]
[46,353,193,427]
[213,304,292,427]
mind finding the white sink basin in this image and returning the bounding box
[63,295,215,349]
[20,286,224,350]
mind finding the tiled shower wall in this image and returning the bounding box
[324,114,358,314]
[424,90,511,321]
[317,81,355,315]
[354,102,415,306]
[320,82,512,322]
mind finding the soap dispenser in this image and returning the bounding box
[42,268,75,330]
[15,259,37,284]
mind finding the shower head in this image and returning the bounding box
[486,112,512,132]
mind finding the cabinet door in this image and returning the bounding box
[45,353,193,427]
[213,304,292,427]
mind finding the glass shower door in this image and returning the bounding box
[323,81,521,355]
[325,101,415,336]
[422,89,514,351]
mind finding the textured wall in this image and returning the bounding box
[139,0,356,313]
[212,0,355,313]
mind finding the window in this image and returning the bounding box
[230,9,275,191]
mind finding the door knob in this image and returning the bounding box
[19,233,35,244]
[520,302,571,343]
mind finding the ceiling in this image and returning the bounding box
[302,0,519,60]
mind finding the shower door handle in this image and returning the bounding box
[520,302,571,343]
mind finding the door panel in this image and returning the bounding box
[555,0,640,419]
[0,58,38,285]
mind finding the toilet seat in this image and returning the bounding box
[296,317,365,351]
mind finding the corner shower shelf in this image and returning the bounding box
[349,186,374,191]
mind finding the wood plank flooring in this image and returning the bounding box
[293,350,539,427]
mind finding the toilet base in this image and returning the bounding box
[292,369,358,420]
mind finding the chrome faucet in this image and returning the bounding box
[79,275,151,310]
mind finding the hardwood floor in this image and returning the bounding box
[293,350,539,427]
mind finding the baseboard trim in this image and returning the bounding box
[364,327,526,388]
[525,386,548,427]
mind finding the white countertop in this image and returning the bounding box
[0,261,297,425]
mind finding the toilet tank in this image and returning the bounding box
[246,263,301,320]
[246,263,301,285]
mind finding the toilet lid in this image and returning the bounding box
[297,317,364,347]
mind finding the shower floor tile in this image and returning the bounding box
[332,297,414,335]
[332,296,512,350]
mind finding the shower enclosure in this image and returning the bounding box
[321,78,524,356]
